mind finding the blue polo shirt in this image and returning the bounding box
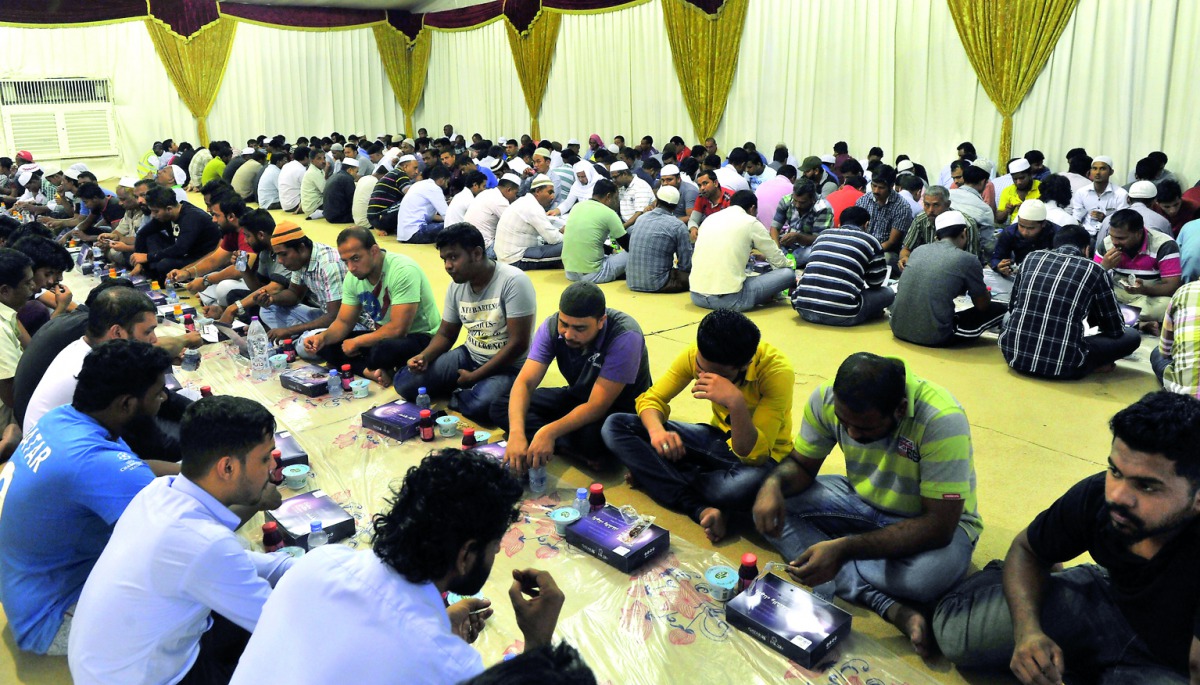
[0,406,153,653]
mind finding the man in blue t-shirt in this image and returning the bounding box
[0,340,177,655]
[491,282,652,471]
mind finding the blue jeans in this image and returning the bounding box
[791,245,814,268]
[566,251,629,283]
[933,562,1187,684]
[393,346,520,424]
[600,414,775,521]
[690,268,795,312]
[404,221,444,244]
[259,303,325,357]
[767,475,974,617]
[510,243,563,270]
[797,287,895,327]
[1151,347,1170,385]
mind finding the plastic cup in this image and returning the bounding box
[350,378,370,398]
[281,464,310,489]
[436,415,459,438]
[473,430,491,444]
[269,353,288,370]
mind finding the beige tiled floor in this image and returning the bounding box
[0,195,1159,684]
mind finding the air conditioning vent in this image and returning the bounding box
[0,78,118,160]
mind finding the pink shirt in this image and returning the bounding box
[755,175,793,228]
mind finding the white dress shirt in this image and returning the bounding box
[230,545,483,685]
[1043,200,1076,230]
[463,187,511,247]
[68,477,293,685]
[1070,182,1130,235]
[277,160,307,212]
[256,164,281,208]
[1063,171,1092,193]
[690,205,787,296]
[445,187,475,226]
[948,187,996,230]
[395,179,449,242]
[714,164,750,193]
[352,174,378,229]
[23,337,90,435]
[494,193,562,264]
[617,176,655,222]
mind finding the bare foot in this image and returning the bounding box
[364,367,393,387]
[624,471,637,488]
[698,507,727,543]
[884,602,932,658]
[1139,321,1161,336]
[1094,362,1117,374]
[375,229,390,238]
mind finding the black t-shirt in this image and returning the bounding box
[1026,472,1200,674]
[322,171,356,224]
[12,310,87,427]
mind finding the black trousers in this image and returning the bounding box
[176,613,251,685]
[489,385,623,465]
[317,331,432,378]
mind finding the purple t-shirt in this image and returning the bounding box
[528,309,651,410]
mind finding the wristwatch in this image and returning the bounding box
[202,274,211,288]
[236,301,246,317]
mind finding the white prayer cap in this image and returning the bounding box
[567,138,580,146]
[402,138,416,147]
[971,157,994,173]
[934,210,966,231]
[1017,199,1048,222]
[606,144,619,153]
[1094,155,1115,170]
[117,176,140,189]
[330,143,344,152]
[342,158,360,168]
[488,158,505,172]
[508,158,529,175]
[656,185,680,204]
[820,154,836,165]
[660,164,680,177]
[40,164,60,177]
[170,165,186,185]
[379,158,395,172]
[242,147,255,155]
[533,147,552,159]
[64,168,81,181]
[530,174,553,189]
[398,154,417,164]
[897,160,914,172]
[609,161,629,173]
[1008,158,1031,174]
[497,137,507,145]
[1129,180,1158,199]
[384,147,401,160]
[501,173,522,186]
[69,163,89,173]
[17,170,33,186]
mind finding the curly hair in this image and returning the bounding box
[1111,392,1200,491]
[372,449,522,584]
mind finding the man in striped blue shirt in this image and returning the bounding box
[790,206,894,326]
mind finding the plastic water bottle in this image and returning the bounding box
[528,466,548,494]
[165,285,179,305]
[247,316,271,381]
[327,370,343,398]
[307,520,328,550]
[573,487,589,516]
[236,250,249,271]
[415,386,431,410]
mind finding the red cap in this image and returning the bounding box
[740,553,758,567]
[419,409,431,418]
[284,338,293,345]
[262,521,278,532]
[341,364,351,371]
[184,314,192,321]
[463,427,475,436]
[271,449,281,457]
[589,483,604,495]
[16,150,31,162]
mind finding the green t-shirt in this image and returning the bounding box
[341,251,439,336]
[200,158,226,186]
[793,359,983,541]
[561,199,625,274]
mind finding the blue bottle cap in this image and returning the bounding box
[418,386,427,394]
[309,521,323,532]
[329,370,339,377]
[576,488,588,498]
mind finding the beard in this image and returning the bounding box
[1103,502,1196,543]
[447,554,492,597]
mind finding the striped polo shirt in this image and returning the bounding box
[1096,228,1182,281]
[793,360,983,541]
[790,228,887,319]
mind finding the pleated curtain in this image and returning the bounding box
[505,11,562,141]
[144,16,237,146]
[373,23,433,137]
[660,0,748,142]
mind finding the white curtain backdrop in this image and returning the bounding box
[0,0,1197,185]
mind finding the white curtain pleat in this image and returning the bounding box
[0,0,1197,185]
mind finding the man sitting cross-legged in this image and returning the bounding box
[602,309,793,543]
[493,282,651,473]
[395,224,536,424]
[935,392,1200,685]
[753,352,982,657]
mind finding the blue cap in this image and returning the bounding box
[329,370,339,377]
[576,488,588,498]
[309,521,323,532]
[418,386,427,394]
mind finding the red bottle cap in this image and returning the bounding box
[200,386,212,395]
[262,521,278,532]
[341,364,351,372]
[740,553,758,567]
[284,339,293,345]
[463,427,475,437]
[589,483,604,495]
[184,314,192,322]
[419,409,431,418]
[271,449,281,459]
